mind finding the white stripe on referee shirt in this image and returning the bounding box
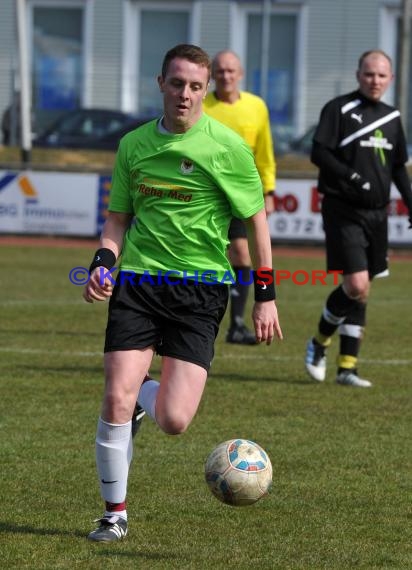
[339,110,400,148]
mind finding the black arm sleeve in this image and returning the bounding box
[392,164,412,215]
[311,141,353,181]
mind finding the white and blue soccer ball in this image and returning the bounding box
[205,438,272,506]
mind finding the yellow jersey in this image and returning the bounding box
[203,90,276,193]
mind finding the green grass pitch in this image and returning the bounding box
[0,242,411,569]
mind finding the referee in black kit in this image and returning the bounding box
[305,49,412,388]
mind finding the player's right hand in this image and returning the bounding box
[83,267,113,303]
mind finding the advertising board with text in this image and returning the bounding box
[0,170,98,236]
[268,179,411,245]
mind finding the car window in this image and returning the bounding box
[34,109,155,148]
[82,118,94,135]
[81,116,127,138]
[59,114,85,135]
[106,119,126,133]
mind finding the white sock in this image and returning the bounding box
[138,379,160,421]
[104,510,127,521]
[96,417,132,504]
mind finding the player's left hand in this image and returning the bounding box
[252,301,283,345]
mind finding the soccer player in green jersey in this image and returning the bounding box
[83,44,282,542]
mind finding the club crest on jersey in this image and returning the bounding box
[180,158,194,174]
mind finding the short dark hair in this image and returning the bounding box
[161,44,211,80]
[358,50,392,70]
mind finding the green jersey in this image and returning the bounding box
[109,113,264,281]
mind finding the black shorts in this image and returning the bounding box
[228,217,247,240]
[104,272,229,371]
[321,196,388,277]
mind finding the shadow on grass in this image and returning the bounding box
[0,520,85,538]
[0,521,179,561]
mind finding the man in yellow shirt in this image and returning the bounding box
[203,50,276,344]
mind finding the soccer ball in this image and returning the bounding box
[205,439,272,506]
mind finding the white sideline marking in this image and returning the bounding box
[0,347,410,365]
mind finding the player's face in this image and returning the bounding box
[356,54,393,102]
[212,53,243,97]
[158,57,209,133]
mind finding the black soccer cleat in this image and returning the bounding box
[131,402,145,438]
[87,515,128,542]
[131,374,152,438]
[226,323,257,345]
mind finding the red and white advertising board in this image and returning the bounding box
[268,179,412,245]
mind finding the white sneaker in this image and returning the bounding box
[336,370,372,388]
[305,339,327,382]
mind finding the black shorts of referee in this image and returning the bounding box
[321,196,388,278]
[104,272,229,371]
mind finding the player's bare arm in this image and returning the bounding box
[264,193,275,215]
[246,209,283,343]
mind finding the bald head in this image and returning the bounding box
[356,50,394,102]
[211,51,243,102]
[357,50,392,72]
